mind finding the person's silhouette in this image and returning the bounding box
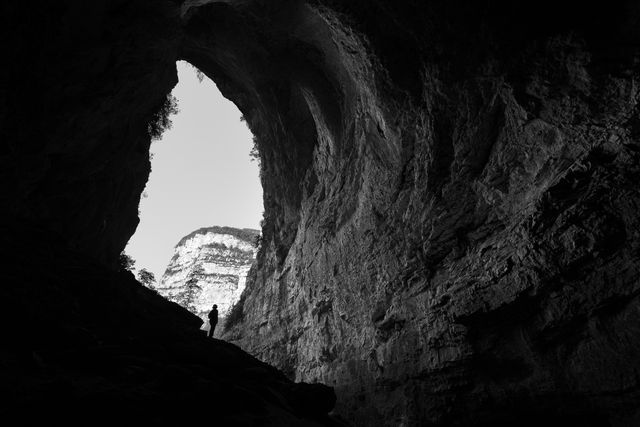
[207,304,218,338]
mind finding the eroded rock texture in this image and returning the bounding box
[2,0,640,426]
[210,1,640,426]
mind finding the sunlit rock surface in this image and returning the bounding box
[156,226,258,331]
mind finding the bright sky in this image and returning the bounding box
[125,61,263,280]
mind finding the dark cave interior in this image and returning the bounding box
[1,1,640,426]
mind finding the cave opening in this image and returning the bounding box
[125,60,263,303]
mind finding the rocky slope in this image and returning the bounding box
[0,220,339,426]
[155,226,259,331]
[2,1,640,426]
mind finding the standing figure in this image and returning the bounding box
[208,304,219,338]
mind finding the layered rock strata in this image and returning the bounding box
[156,226,258,330]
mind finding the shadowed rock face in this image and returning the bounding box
[2,0,640,426]
[0,219,339,426]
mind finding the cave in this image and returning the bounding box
[2,1,640,426]
[125,59,263,285]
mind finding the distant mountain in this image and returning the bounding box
[153,226,259,334]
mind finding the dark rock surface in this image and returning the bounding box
[0,218,340,425]
[209,1,640,426]
[2,0,640,426]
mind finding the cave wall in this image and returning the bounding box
[0,0,180,266]
[210,1,640,426]
[3,0,640,426]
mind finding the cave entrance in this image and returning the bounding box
[125,61,263,328]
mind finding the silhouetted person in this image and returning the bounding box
[208,304,218,338]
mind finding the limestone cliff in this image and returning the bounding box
[156,226,258,330]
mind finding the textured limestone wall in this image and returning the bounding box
[211,1,640,425]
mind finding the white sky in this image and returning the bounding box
[125,61,263,280]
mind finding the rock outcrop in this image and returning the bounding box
[156,226,258,330]
[2,1,640,426]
